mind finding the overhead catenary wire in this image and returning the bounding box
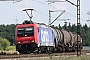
[4,0,87,24]
[34,10,49,17]
[32,0,64,10]
[25,0,88,24]
[11,0,61,19]
[5,0,81,21]
[32,0,86,22]
[4,1,50,17]
[5,1,25,8]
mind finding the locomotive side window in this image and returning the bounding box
[17,27,34,37]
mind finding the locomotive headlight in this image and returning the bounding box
[30,40,34,43]
[18,41,22,44]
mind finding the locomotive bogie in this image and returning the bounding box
[16,43,38,54]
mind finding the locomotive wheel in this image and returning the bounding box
[65,47,69,52]
[54,48,58,53]
[46,47,53,54]
[72,47,75,52]
[58,47,63,52]
[38,47,46,53]
[38,47,42,54]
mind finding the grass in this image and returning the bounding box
[0,46,19,55]
[6,46,16,51]
[17,55,90,60]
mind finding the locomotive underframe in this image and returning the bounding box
[16,43,54,54]
[16,41,81,54]
[16,43,38,54]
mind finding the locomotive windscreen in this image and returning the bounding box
[17,27,34,37]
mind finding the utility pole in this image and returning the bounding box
[49,10,51,26]
[65,0,81,56]
[47,0,81,56]
[77,0,81,56]
[49,10,65,26]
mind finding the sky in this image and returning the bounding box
[0,0,90,26]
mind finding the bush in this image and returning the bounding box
[0,45,3,50]
[0,37,10,50]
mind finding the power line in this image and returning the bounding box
[4,1,50,17]
[32,0,68,14]
[32,0,86,22]
[32,0,63,10]
[4,0,87,24]
[34,10,49,17]
[4,1,25,8]
[5,0,79,21]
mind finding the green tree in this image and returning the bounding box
[0,45,3,50]
[80,24,90,46]
[71,24,77,33]
[86,27,90,46]
[58,24,62,29]
[0,37,3,50]
[68,23,72,31]
[83,23,88,33]
[0,24,16,45]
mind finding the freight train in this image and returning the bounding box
[15,20,82,54]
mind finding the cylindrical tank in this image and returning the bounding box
[53,29,63,42]
[51,28,63,47]
[61,29,71,45]
[74,34,82,44]
[74,34,78,44]
[68,32,75,46]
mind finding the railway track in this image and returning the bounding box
[0,50,90,59]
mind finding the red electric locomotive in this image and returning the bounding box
[15,23,38,53]
[15,21,54,54]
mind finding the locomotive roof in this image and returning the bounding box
[37,23,51,29]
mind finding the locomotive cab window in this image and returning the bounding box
[17,27,34,37]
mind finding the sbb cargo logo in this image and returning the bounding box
[41,30,49,42]
[38,27,54,46]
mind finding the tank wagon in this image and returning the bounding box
[15,21,82,54]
